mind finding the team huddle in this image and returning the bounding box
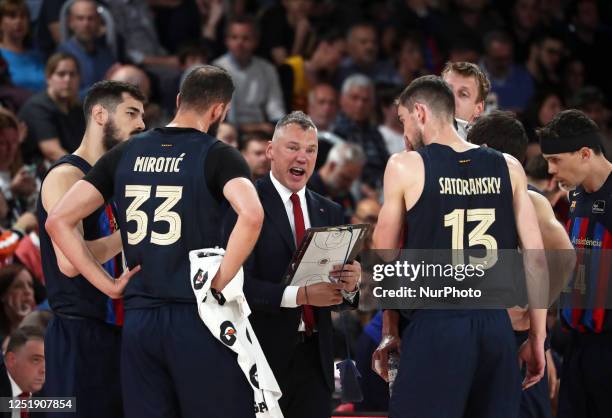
[39,63,611,418]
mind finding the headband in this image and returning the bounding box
[540,132,602,154]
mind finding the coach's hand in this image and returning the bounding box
[329,260,361,292]
[108,265,141,299]
[372,334,401,382]
[519,335,546,390]
[297,282,344,306]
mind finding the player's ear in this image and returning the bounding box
[91,104,107,126]
[579,147,591,160]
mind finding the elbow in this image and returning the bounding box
[241,203,264,232]
[45,213,60,240]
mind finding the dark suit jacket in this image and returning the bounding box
[226,174,358,392]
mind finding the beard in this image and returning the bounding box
[411,129,425,150]
[102,119,122,151]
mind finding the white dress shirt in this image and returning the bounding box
[7,370,27,418]
[268,173,358,310]
[269,172,309,309]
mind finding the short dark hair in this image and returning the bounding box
[179,65,234,112]
[239,131,269,151]
[525,154,552,180]
[45,52,80,78]
[441,61,491,103]
[6,326,44,354]
[537,109,602,155]
[83,80,146,122]
[468,111,528,162]
[397,75,455,120]
[225,15,259,39]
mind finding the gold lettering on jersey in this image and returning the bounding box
[438,177,501,195]
[133,153,186,173]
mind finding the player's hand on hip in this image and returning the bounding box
[108,265,141,299]
[298,282,344,306]
[519,335,546,390]
[329,260,361,292]
[372,334,401,382]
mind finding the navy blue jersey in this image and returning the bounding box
[84,127,251,309]
[404,144,518,251]
[561,173,612,333]
[38,155,123,323]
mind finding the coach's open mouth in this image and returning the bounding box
[289,167,305,178]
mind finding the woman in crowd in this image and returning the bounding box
[0,263,35,341]
[0,0,45,92]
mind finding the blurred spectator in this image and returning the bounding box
[0,212,37,268]
[279,29,345,112]
[149,0,201,55]
[336,22,399,87]
[308,83,338,132]
[57,0,117,98]
[0,110,36,227]
[105,0,178,69]
[216,121,238,148]
[0,264,35,340]
[566,0,612,97]
[376,83,404,155]
[239,131,270,180]
[508,0,542,63]
[19,52,84,163]
[525,31,565,90]
[480,30,534,112]
[441,61,490,138]
[350,197,380,251]
[570,86,612,158]
[334,74,389,192]
[34,0,66,57]
[437,0,504,56]
[213,16,285,135]
[394,33,429,86]
[561,55,586,103]
[0,326,45,403]
[257,0,313,66]
[194,0,227,59]
[521,87,563,160]
[0,53,31,111]
[106,63,165,128]
[307,83,343,168]
[308,141,365,221]
[0,0,46,92]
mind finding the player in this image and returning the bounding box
[469,111,576,418]
[539,109,612,418]
[371,76,547,418]
[45,65,264,417]
[38,80,145,417]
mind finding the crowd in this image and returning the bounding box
[1,0,611,417]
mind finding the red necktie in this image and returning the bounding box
[19,392,30,418]
[290,193,315,335]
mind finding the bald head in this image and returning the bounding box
[107,65,151,98]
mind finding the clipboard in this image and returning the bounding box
[283,223,371,287]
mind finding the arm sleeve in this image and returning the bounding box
[82,140,130,201]
[205,142,252,201]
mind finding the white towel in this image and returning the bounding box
[189,248,284,418]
